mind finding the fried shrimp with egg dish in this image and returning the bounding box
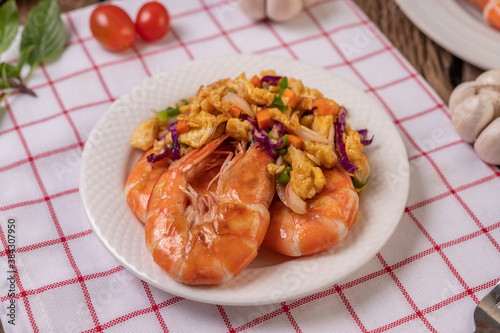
[126,71,373,284]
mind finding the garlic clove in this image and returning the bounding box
[476,69,500,85]
[449,81,478,112]
[478,86,500,117]
[451,95,495,143]
[238,0,266,20]
[474,117,500,165]
[266,0,303,22]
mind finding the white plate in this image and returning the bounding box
[395,0,500,70]
[79,54,409,306]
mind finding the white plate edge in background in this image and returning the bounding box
[395,0,500,70]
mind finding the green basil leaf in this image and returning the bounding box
[0,0,19,54]
[21,0,65,67]
[1,63,10,88]
[16,44,35,72]
[5,63,19,78]
[0,62,19,78]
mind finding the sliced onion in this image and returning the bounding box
[274,156,306,214]
[291,125,330,144]
[270,125,279,140]
[305,151,321,166]
[222,93,252,114]
[328,123,335,146]
[276,182,288,209]
[276,156,284,167]
[285,183,307,214]
[261,75,281,86]
[237,82,246,97]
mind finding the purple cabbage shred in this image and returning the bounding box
[246,116,257,126]
[260,75,282,86]
[274,121,285,135]
[357,129,374,146]
[147,148,169,163]
[252,127,280,158]
[169,122,181,160]
[146,135,168,163]
[334,107,358,173]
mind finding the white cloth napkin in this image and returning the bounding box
[1,0,499,332]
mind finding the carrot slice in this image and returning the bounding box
[256,109,272,129]
[282,88,299,108]
[313,98,340,115]
[287,134,303,149]
[250,75,261,88]
[313,98,329,107]
[229,106,242,118]
[317,103,340,116]
[176,120,191,134]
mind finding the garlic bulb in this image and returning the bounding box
[449,81,477,111]
[448,69,500,165]
[451,94,496,143]
[238,0,319,22]
[238,0,266,20]
[474,117,500,165]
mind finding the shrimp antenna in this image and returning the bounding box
[207,151,234,191]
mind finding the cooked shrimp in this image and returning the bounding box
[125,148,170,223]
[263,167,359,257]
[465,0,500,30]
[145,135,276,285]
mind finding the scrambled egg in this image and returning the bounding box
[227,76,275,107]
[178,111,227,148]
[302,140,337,169]
[129,71,370,201]
[284,146,326,200]
[267,108,301,130]
[225,118,254,142]
[344,127,366,167]
[311,115,333,139]
[130,118,159,150]
[344,127,370,183]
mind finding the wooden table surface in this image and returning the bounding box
[2,0,486,332]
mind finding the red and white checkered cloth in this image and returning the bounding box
[1,0,499,332]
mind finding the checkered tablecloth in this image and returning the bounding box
[1,0,499,332]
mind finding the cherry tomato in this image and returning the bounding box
[135,2,170,41]
[90,5,136,52]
